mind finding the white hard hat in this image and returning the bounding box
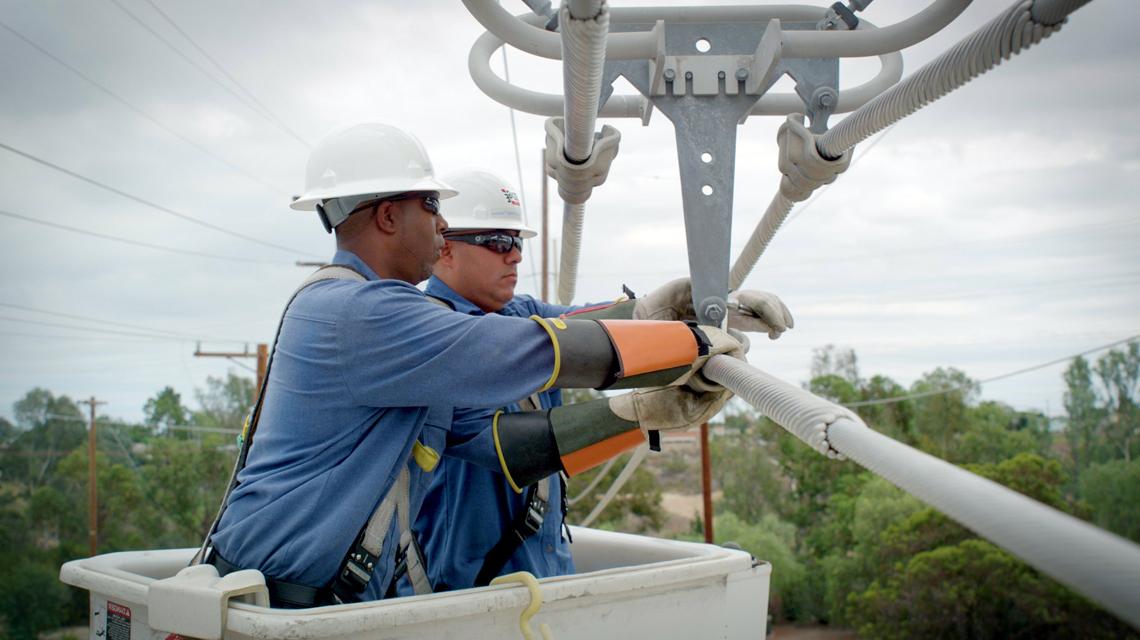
[291,123,457,229]
[439,170,537,238]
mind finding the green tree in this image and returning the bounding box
[957,401,1050,464]
[194,373,255,429]
[1080,459,1140,543]
[144,386,190,436]
[1064,355,1104,477]
[711,428,789,522]
[849,539,1131,640]
[910,368,978,460]
[714,511,808,621]
[1093,344,1140,462]
[6,389,86,487]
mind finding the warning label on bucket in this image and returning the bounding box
[106,601,131,639]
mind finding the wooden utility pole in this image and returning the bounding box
[194,343,269,391]
[700,422,714,543]
[541,148,549,302]
[79,396,105,556]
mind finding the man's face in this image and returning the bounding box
[392,194,447,283]
[441,229,522,313]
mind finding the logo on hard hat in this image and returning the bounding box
[500,188,520,206]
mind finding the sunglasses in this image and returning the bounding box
[445,231,524,254]
[385,192,441,215]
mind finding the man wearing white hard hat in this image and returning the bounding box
[197,125,752,607]
[414,170,797,592]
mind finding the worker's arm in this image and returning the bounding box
[445,383,733,491]
[340,281,739,408]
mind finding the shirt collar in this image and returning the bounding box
[331,249,381,281]
[425,276,485,316]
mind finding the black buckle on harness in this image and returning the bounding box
[337,537,380,594]
[521,488,548,538]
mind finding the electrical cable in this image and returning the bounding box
[843,334,1140,408]
[0,141,322,258]
[31,411,240,434]
[103,0,310,149]
[0,314,252,344]
[0,209,289,265]
[0,301,247,341]
[0,18,292,196]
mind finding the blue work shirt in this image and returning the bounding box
[211,250,557,600]
[415,276,587,591]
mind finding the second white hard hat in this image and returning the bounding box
[291,123,457,220]
[440,170,537,238]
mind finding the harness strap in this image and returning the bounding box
[474,475,552,587]
[193,265,367,566]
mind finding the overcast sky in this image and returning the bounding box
[0,0,1136,427]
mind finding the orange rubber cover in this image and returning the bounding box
[596,320,698,378]
[561,429,645,476]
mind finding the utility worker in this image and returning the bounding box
[198,124,747,608]
[416,170,796,591]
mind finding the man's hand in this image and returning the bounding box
[609,384,733,433]
[634,278,795,339]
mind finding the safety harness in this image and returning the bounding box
[423,293,568,588]
[194,265,432,606]
[472,393,563,587]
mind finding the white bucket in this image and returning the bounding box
[60,527,770,639]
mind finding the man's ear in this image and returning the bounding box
[373,200,400,234]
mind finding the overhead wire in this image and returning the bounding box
[0,141,322,258]
[0,301,249,342]
[0,314,253,344]
[0,17,291,196]
[843,334,1140,408]
[0,208,289,265]
[103,0,310,150]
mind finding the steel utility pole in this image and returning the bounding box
[79,396,105,556]
[194,342,269,391]
[541,148,549,303]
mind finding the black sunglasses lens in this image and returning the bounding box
[423,196,440,214]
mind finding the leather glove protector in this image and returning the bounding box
[609,385,733,434]
[634,278,795,339]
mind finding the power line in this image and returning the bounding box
[35,410,240,434]
[0,315,197,341]
[102,0,308,149]
[137,0,311,149]
[0,208,288,265]
[0,17,291,196]
[0,314,252,344]
[844,334,1140,408]
[0,301,250,342]
[0,140,322,258]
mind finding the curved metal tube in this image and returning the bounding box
[782,0,972,58]
[463,0,971,61]
[470,19,902,118]
[469,23,646,118]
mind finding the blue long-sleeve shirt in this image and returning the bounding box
[211,250,558,599]
[414,277,582,591]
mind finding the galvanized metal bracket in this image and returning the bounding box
[600,20,840,325]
